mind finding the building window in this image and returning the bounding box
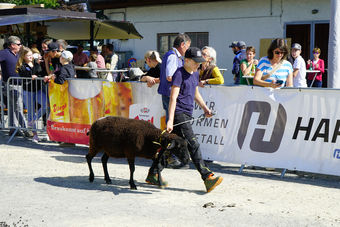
[157,32,209,57]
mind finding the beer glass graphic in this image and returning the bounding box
[68,80,104,124]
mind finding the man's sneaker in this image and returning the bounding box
[145,173,168,187]
[23,130,34,138]
[204,174,223,193]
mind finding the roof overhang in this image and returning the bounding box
[88,0,230,10]
[0,7,143,40]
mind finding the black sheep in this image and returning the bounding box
[86,116,190,189]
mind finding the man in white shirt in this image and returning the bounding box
[291,43,307,88]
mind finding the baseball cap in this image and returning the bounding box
[237,41,246,48]
[291,43,302,50]
[229,41,238,48]
[61,50,73,61]
[184,47,206,63]
[47,42,59,52]
[144,50,162,64]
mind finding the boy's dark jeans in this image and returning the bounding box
[149,112,212,181]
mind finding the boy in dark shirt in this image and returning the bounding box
[44,50,75,84]
[146,47,223,193]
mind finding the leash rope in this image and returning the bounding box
[173,110,217,128]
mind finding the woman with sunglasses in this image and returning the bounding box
[306,48,325,87]
[254,38,293,88]
[140,50,162,87]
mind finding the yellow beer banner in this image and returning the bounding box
[47,80,133,144]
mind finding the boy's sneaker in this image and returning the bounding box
[204,174,223,193]
[145,173,168,187]
[166,155,182,169]
[32,134,41,143]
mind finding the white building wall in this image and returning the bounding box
[106,0,330,84]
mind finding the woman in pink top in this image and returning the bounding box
[307,47,325,87]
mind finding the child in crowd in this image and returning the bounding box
[44,50,75,84]
[16,46,48,143]
[88,54,98,78]
[146,47,223,193]
[307,47,325,87]
[291,43,307,88]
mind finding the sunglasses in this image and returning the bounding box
[274,51,285,55]
[14,43,22,46]
[313,52,320,54]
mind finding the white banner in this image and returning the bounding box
[129,83,340,176]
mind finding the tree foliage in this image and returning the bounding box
[0,0,59,8]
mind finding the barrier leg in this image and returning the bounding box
[238,164,245,173]
[7,128,18,144]
[280,168,287,179]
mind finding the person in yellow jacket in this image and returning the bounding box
[199,46,224,87]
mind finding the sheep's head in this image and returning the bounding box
[160,133,190,165]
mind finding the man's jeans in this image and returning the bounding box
[8,85,26,128]
[162,95,170,122]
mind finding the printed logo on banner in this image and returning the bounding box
[333,149,340,159]
[237,101,287,153]
[140,107,150,114]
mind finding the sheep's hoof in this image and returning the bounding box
[130,185,137,190]
[89,174,94,182]
[105,178,112,184]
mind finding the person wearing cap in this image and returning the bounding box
[291,43,307,88]
[45,42,62,76]
[146,47,223,193]
[140,50,162,87]
[229,41,242,85]
[44,50,75,85]
[233,41,247,84]
[229,41,239,55]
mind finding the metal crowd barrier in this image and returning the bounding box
[74,66,129,81]
[4,77,50,143]
[0,80,4,129]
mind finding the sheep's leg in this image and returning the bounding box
[156,150,166,188]
[101,153,112,184]
[86,154,95,182]
[128,159,137,190]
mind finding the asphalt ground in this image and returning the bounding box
[1,129,340,227]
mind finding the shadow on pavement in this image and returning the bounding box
[207,161,340,190]
[34,175,204,195]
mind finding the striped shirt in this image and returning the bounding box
[257,56,293,87]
